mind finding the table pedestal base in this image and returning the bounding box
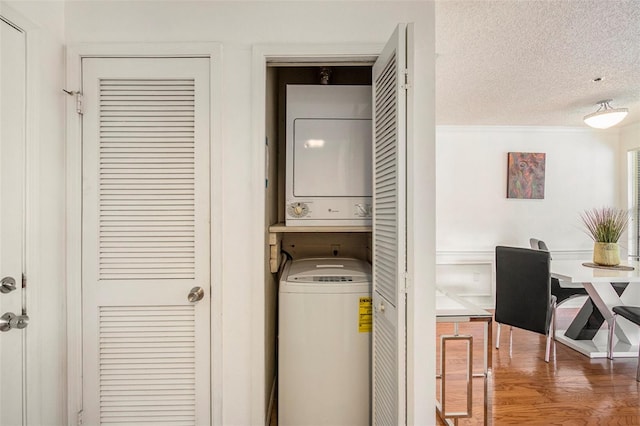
[555,328,639,359]
[564,283,629,340]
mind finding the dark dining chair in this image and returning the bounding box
[529,238,588,306]
[530,238,629,341]
[495,246,556,362]
[608,306,640,381]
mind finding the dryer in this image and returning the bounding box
[285,85,372,226]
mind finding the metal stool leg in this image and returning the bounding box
[607,313,617,360]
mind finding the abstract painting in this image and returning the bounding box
[507,152,546,199]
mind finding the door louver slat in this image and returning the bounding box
[372,24,408,425]
[373,51,399,424]
[98,79,196,280]
[83,57,211,426]
[373,309,397,425]
[373,53,398,307]
[99,306,196,424]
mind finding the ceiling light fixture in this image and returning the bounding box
[583,99,628,129]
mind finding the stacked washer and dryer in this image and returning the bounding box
[278,83,373,425]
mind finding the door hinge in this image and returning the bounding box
[21,273,26,289]
[63,89,84,115]
[77,410,83,425]
[402,68,411,90]
[402,271,410,293]
[76,93,84,115]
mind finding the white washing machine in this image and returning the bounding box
[278,257,371,426]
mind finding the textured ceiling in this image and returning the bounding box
[436,0,640,127]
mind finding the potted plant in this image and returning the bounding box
[580,207,629,266]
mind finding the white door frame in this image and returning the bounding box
[249,43,383,426]
[251,37,436,425]
[65,42,224,426]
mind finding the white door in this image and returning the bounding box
[372,23,410,425]
[81,57,211,425]
[0,15,27,426]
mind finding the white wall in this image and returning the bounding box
[28,33,67,426]
[437,126,620,251]
[620,122,640,153]
[65,2,436,425]
[1,2,67,425]
[6,0,64,42]
[436,126,621,304]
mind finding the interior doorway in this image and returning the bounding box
[65,43,224,426]
[250,24,435,424]
[263,62,374,424]
[80,56,212,425]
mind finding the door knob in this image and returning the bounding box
[0,277,16,294]
[0,312,29,332]
[188,286,204,303]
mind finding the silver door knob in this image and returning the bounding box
[0,312,15,332]
[13,314,29,329]
[0,312,28,332]
[0,277,16,294]
[188,286,204,303]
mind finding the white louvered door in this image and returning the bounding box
[0,16,26,426]
[82,57,211,425]
[372,24,410,426]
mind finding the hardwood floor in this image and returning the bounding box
[271,307,640,425]
[437,307,640,425]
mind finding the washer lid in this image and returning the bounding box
[286,258,371,283]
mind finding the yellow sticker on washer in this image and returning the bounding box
[359,296,372,333]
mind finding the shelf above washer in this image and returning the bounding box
[267,223,372,273]
[268,222,372,233]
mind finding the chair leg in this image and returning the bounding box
[509,326,513,358]
[552,305,557,360]
[544,334,551,363]
[496,323,501,349]
[608,313,617,360]
[636,344,640,382]
[552,300,557,341]
[545,305,556,363]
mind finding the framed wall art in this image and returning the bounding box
[507,152,546,199]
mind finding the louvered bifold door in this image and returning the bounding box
[82,57,211,426]
[372,24,408,426]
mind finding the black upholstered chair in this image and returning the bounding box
[608,306,640,381]
[530,238,629,342]
[529,238,589,306]
[495,246,556,362]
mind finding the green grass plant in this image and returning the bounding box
[580,207,629,243]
